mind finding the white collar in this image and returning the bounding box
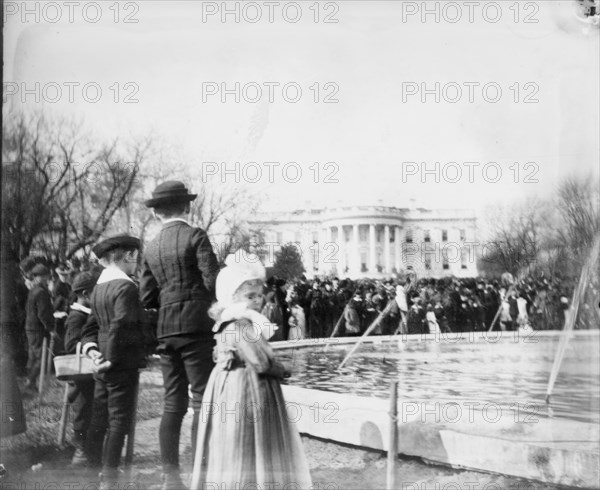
[70,302,92,315]
[163,218,190,226]
[96,266,135,284]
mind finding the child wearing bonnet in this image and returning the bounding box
[191,252,312,490]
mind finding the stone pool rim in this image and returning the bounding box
[275,329,600,489]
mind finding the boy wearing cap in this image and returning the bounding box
[140,181,220,490]
[24,264,55,388]
[53,264,73,314]
[81,235,151,488]
[63,271,98,467]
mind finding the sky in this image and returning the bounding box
[4,0,599,223]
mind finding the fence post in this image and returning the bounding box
[38,337,48,400]
[387,381,398,490]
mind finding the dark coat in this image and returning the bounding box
[139,221,220,339]
[64,306,90,354]
[25,284,55,346]
[53,280,72,312]
[81,279,149,371]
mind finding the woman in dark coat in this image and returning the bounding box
[0,354,27,439]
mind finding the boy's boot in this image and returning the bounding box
[162,469,187,490]
[99,467,120,490]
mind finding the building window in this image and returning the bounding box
[424,230,430,243]
[442,229,448,241]
[276,232,283,244]
[312,231,318,244]
[461,249,468,269]
[295,231,302,243]
[442,251,449,270]
[460,229,466,241]
[424,256,431,270]
[406,229,413,243]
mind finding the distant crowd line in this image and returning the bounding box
[8,254,598,368]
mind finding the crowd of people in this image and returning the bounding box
[261,273,598,340]
[2,180,598,490]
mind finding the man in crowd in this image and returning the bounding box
[24,264,55,388]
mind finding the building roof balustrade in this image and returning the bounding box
[249,206,477,226]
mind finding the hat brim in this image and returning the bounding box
[144,194,197,208]
[92,236,141,259]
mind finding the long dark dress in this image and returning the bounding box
[0,355,27,438]
[191,318,312,489]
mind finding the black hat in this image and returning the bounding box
[71,271,98,294]
[144,181,197,208]
[92,234,140,259]
[31,264,50,277]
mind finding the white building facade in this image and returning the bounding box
[248,204,479,279]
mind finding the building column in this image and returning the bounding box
[384,225,391,274]
[394,226,401,272]
[337,225,346,276]
[326,226,335,272]
[369,224,376,273]
[353,224,360,276]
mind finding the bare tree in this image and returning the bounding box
[480,197,552,276]
[185,174,262,262]
[555,175,600,257]
[111,137,187,245]
[2,110,147,262]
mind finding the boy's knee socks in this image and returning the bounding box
[160,410,186,469]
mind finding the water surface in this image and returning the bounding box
[279,331,600,424]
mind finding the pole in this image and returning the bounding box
[488,284,516,333]
[324,283,365,351]
[387,381,398,490]
[546,235,600,406]
[57,382,70,447]
[338,300,394,370]
[38,337,48,399]
[46,335,55,376]
[327,304,348,341]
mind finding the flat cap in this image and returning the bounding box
[31,264,50,277]
[71,271,99,293]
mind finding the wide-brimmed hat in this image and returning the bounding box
[92,234,141,259]
[144,181,197,208]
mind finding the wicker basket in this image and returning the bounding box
[53,342,94,381]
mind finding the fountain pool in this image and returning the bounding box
[274,330,600,488]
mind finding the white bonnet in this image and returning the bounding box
[216,251,266,305]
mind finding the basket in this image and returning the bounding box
[53,342,95,381]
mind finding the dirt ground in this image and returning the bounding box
[0,371,574,490]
